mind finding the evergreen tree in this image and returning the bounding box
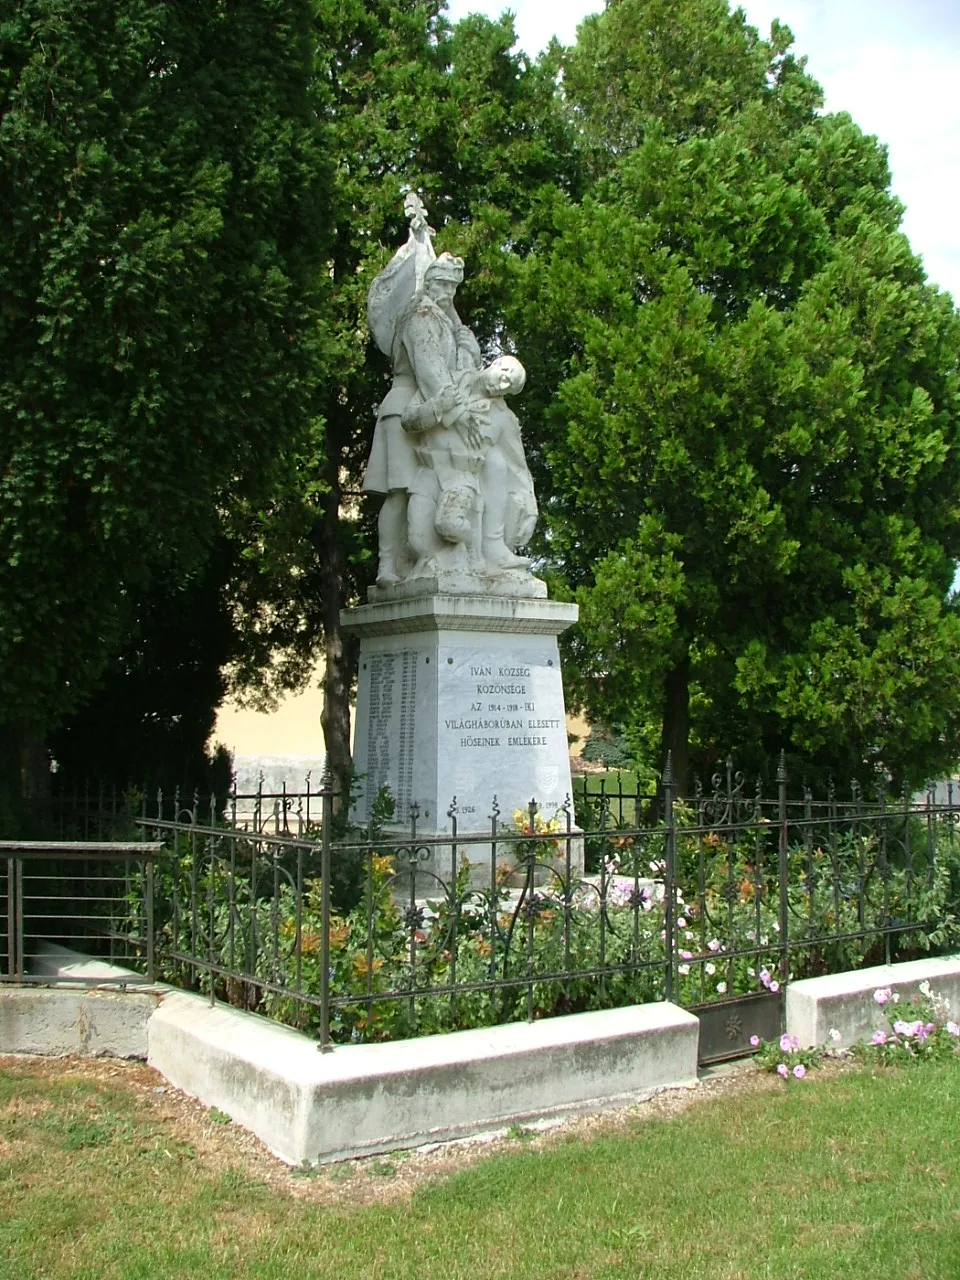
[226,3,580,800]
[511,0,960,790]
[0,0,331,799]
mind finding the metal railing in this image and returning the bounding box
[0,842,164,983]
[5,760,959,1063]
[27,774,334,843]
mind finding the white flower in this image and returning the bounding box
[678,964,690,975]
[829,1028,842,1044]
[747,967,756,977]
[705,962,716,976]
[677,917,687,929]
[919,980,932,997]
[716,981,727,994]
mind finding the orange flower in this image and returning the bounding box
[352,953,384,979]
[299,928,321,956]
[327,921,350,951]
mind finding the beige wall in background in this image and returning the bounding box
[213,682,326,756]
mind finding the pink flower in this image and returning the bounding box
[679,950,693,961]
[769,980,780,993]
[749,1034,760,1047]
[872,1029,888,1045]
[779,1033,794,1053]
[759,968,771,988]
[708,939,722,952]
[793,1064,806,1079]
[874,987,892,1006]
[947,1021,960,1037]
[777,1063,789,1078]
[677,917,687,929]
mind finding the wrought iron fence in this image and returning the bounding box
[5,760,960,1064]
[25,773,332,843]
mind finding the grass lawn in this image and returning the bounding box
[2,1054,959,1279]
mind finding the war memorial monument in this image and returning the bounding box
[342,196,579,860]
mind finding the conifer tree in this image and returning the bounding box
[512,0,960,789]
[0,0,331,796]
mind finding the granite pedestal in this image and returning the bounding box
[342,592,581,886]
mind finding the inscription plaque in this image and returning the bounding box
[364,649,418,820]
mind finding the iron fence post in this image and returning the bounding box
[145,855,155,983]
[777,752,789,1012]
[879,778,891,966]
[526,796,538,1022]
[663,754,676,1003]
[9,855,21,980]
[318,769,334,1052]
[449,800,459,1026]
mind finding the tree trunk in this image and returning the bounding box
[317,462,356,813]
[17,721,51,834]
[18,724,50,802]
[659,655,691,800]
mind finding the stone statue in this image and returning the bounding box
[364,194,542,598]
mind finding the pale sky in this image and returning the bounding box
[445,0,960,305]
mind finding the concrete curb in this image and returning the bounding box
[148,993,700,1164]
[0,986,160,1058]
[786,954,960,1048]
[11,947,959,1166]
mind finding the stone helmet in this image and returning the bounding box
[424,252,464,286]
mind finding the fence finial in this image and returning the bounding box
[662,751,674,787]
[777,750,788,784]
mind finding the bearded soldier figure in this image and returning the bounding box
[364,194,539,590]
[364,243,483,584]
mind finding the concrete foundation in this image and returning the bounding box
[786,954,960,1048]
[14,947,960,1166]
[0,986,158,1058]
[148,993,699,1164]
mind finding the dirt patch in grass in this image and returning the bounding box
[1,1050,856,1209]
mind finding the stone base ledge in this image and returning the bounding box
[786,954,960,1049]
[148,994,699,1165]
[0,986,159,1058]
[341,593,578,637]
